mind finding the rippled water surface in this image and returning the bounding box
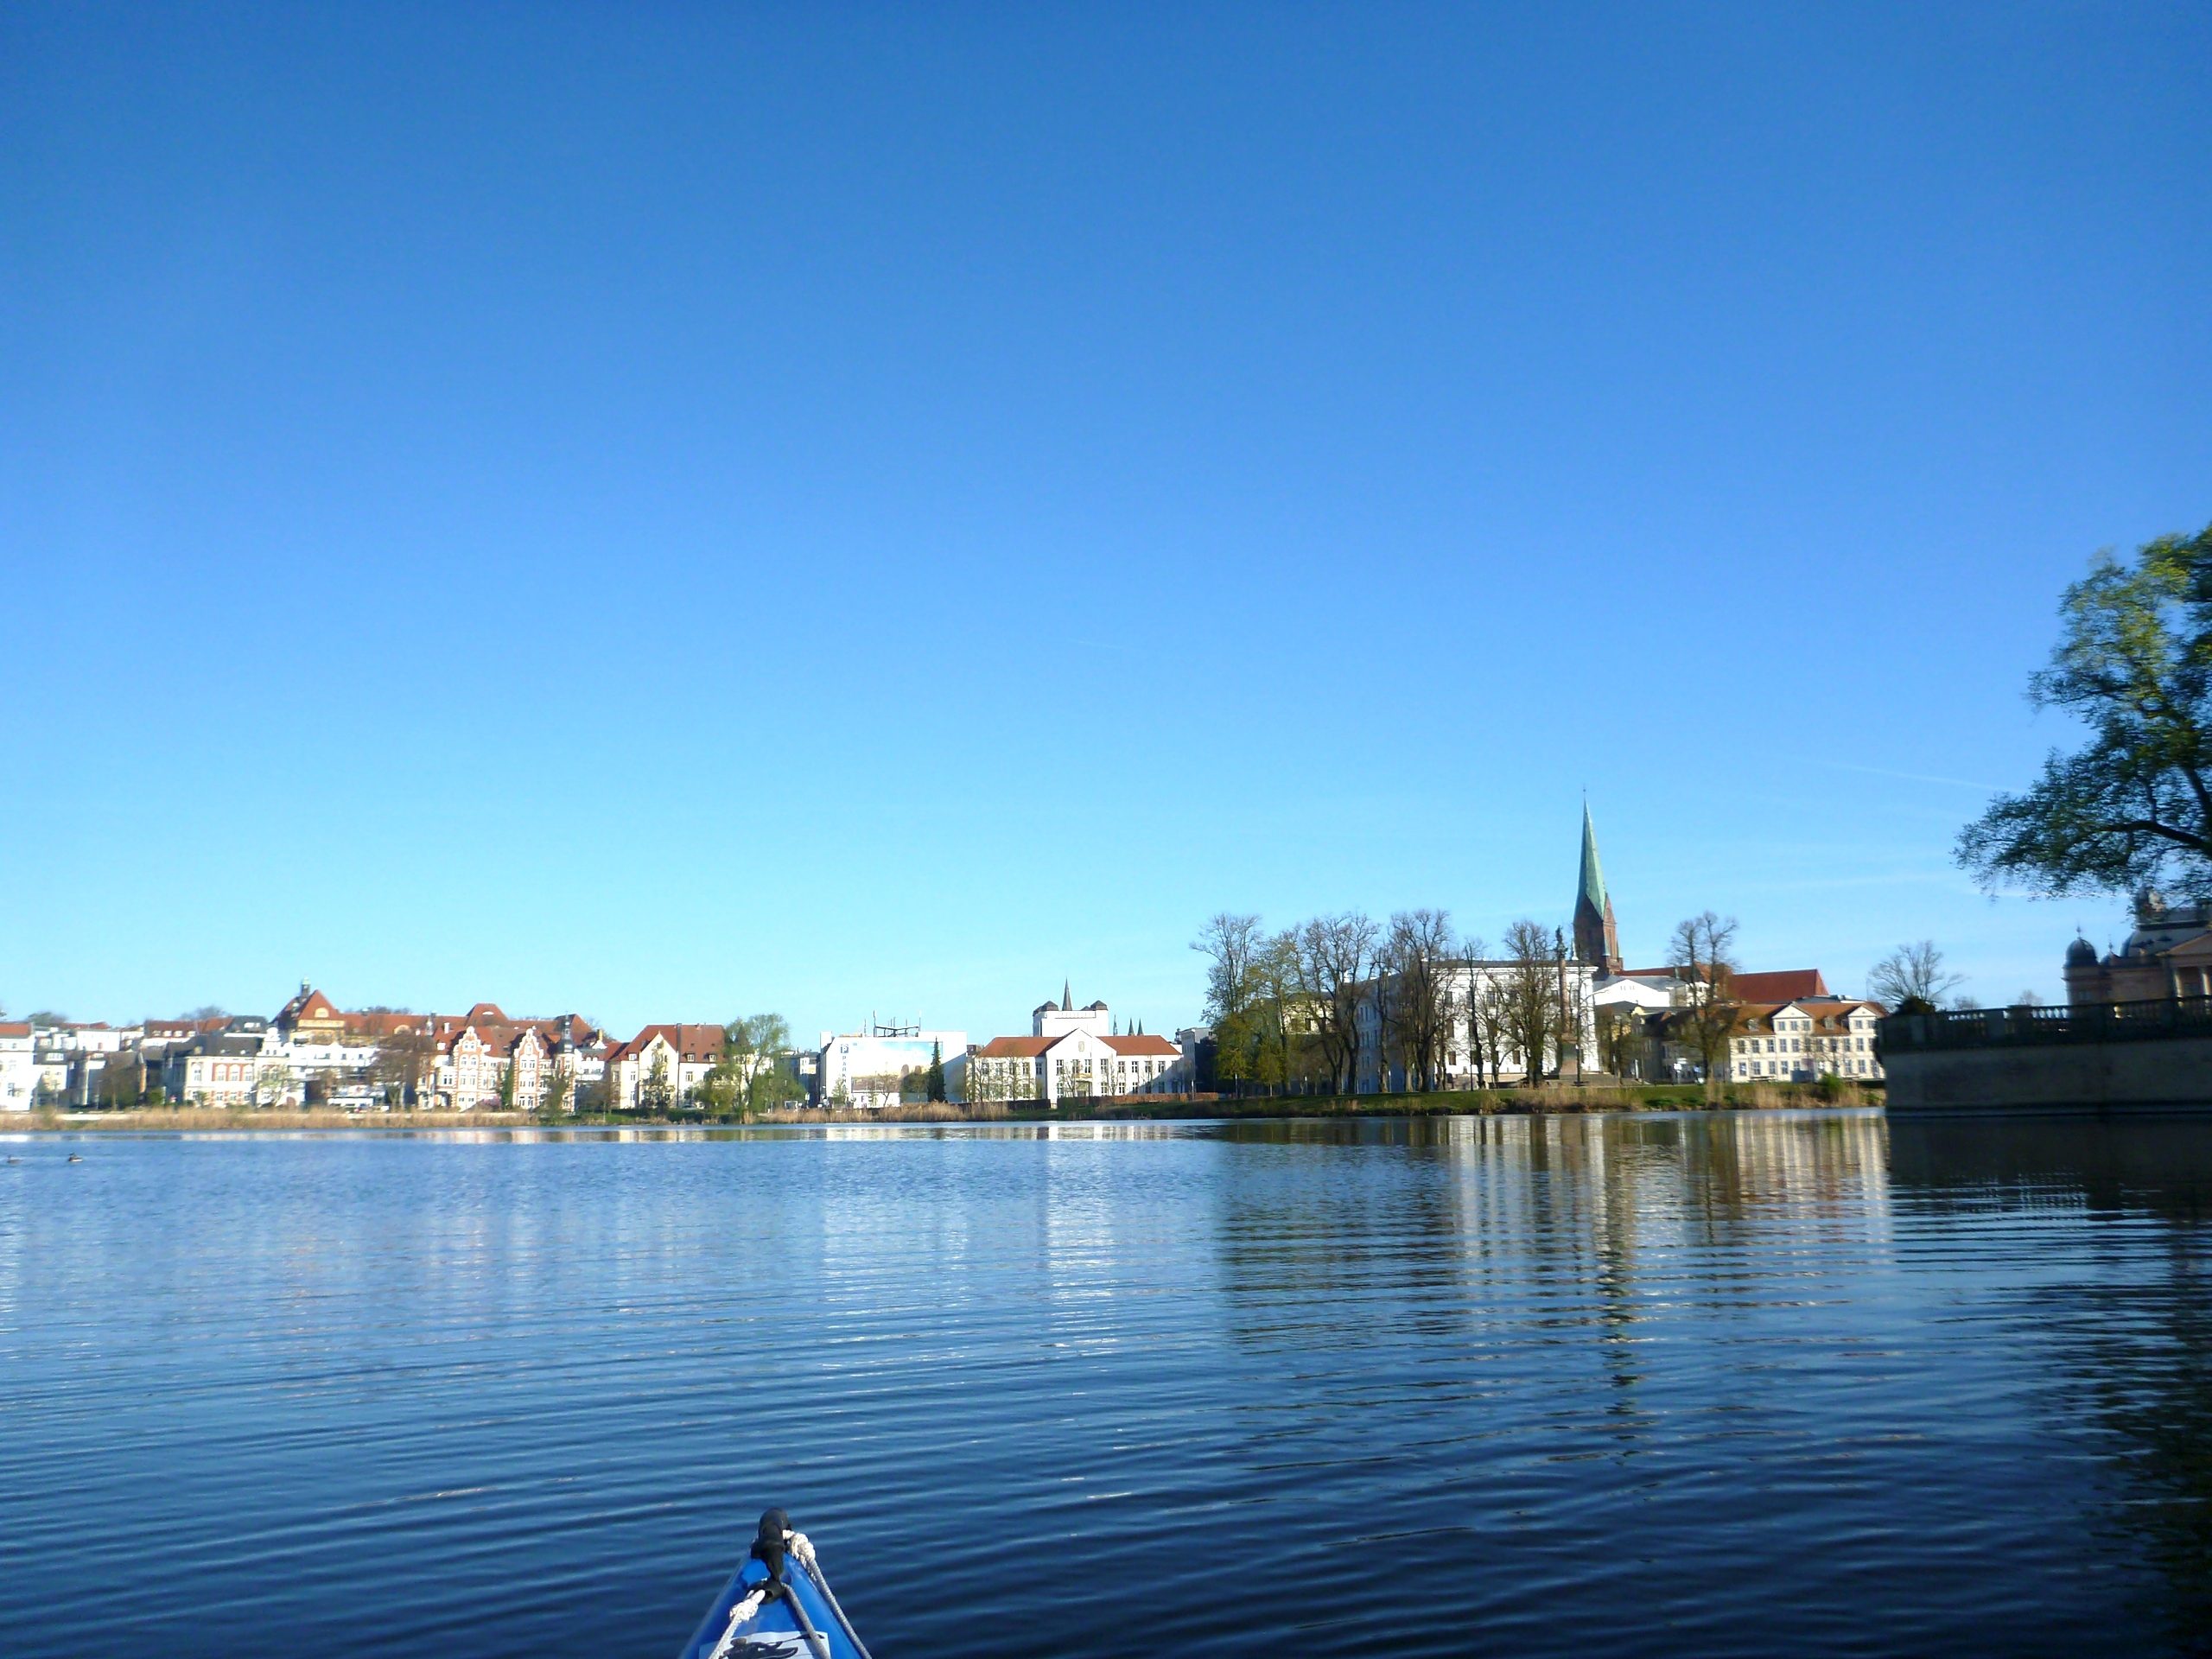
[6,1111,2212,1656]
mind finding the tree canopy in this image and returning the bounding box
[1960,524,2212,899]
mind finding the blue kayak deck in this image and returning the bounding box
[678,1555,865,1659]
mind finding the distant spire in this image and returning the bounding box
[1578,802,1607,914]
[1063,976,1071,1011]
[1573,801,1624,972]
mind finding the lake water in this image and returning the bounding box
[3,1111,2211,1656]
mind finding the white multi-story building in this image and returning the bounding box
[1591,972,1681,1015]
[164,1019,297,1107]
[1355,958,1601,1091]
[276,1036,379,1103]
[817,1025,969,1109]
[963,989,1185,1107]
[603,1024,726,1111]
[1721,1000,1885,1082]
[0,1022,35,1111]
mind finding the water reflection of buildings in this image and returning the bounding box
[1432,1110,1891,1254]
[1206,1112,1897,1430]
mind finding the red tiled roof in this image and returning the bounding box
[278,987,340,1024]
[1808,1000,1884,1029]
[343,1011,425,1037]
[1725,1002,1788,1034]
[975,1036,1052,1058]
[0,1021,29,1037]
[1103,1033,1179,1056]
[1729,969,1830,1001]
[608,1023,725,1064]
[1620,966,1832,1002]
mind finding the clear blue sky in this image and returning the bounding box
[4,4,2207,1039]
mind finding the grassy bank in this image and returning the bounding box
[1089,1080,1881,1118]
[10,1082,1877,1133]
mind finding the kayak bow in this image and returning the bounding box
[679,1509,873,1659]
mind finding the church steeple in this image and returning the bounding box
[1573,802,1623,973]
[1063,976,1072,1012]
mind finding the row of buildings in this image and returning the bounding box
[1330,810,1887,1090]
[1,981,1201,1114]
[0,991,747,1115]
[814,982,1192,1109]
[3,809,1897,1114]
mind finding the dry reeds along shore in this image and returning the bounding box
[12,1081,1878,1132]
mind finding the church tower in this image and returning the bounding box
[1573,803,1623,973]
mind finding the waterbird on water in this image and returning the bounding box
[67,1154,81,1163]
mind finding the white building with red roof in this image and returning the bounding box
[603,1023,727,1111]
[423,1004,605,1111]
[959,985,1187,1107]
[1719,999,1885,1083]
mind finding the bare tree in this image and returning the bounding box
[1866,941,1965,1012]
[1378,909,1459,1091]
[1551,927,1599,1083]
[1194,912,1265,1096]
[1294,912,1378,1094]
[965,1050,1019,1105]
[1251,930,1306,1094]
[1495,918,1562,1085]
[1459,937,1500,1089]
[94,1053,145,1109]
[371,1027,438,1109]
[1669,911,1742,1092]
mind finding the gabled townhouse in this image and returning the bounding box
[274,983,349,1044]
[164,1018,297,1107]
[1719,1000,1885,1083]
[603,1024,725,1111]
[429,1020,559,1110]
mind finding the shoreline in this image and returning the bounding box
[3,1082,1878,1133]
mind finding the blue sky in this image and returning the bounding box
[3,3,2207,1039]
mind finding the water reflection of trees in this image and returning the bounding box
[1890,1118,2212,1645]
[1208,1111,1891,1424]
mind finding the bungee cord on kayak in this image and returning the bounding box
[689,1510,870,1659]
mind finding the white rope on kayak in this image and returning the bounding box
[705,1583,772,1659]
[791,1533,873,1659]
[705,1530,832,1659]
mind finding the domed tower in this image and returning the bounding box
[2063,935,2104,1007]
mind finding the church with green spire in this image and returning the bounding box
[1573,803,1623,973]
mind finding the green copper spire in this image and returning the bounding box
[1573,802,1622,970]
[1578,802,1607,913]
